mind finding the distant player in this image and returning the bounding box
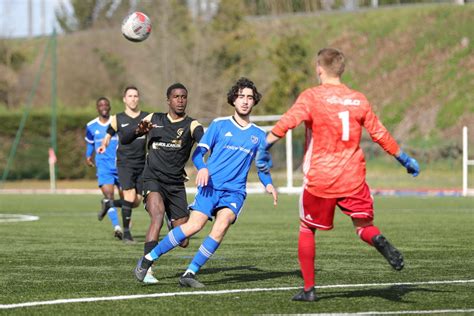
[256,48,420,301]
[98,86,148,243]
[85,97,123,239]
[121,83,204,284]
[133,77,277,287]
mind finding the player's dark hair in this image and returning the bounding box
[96,97,110,106]
[166,83,187,99]
[123,85,139,97]
[227,77,262,106]
[317,48,345,77]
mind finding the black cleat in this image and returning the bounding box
[292,287,317,302]
[134,256,152,282]
[372,235,404,271]
[123,231,135,244]
[98,199,110,221]
[179,272,205,288]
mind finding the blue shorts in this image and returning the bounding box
[97,169,120,188]
[189,186,246,222]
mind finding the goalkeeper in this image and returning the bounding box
[256,48,420,302]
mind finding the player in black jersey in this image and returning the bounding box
[122,83,204,282]
[98,86,148,243]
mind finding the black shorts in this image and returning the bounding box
[143,179,189,221]
[118,165,144,192]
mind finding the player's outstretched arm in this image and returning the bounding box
[395,150,420,177]
[362,107,419,177]
[97,133,112,154]
[137,120,154,134]
[121,120,153,145]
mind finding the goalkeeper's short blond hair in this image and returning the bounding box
[317,48,345,78]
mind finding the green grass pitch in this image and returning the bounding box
[0,194,473,314]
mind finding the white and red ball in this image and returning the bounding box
[121,12,152,42]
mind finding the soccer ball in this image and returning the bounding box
[121,12,152,42]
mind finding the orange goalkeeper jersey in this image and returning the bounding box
[272,83,400,198]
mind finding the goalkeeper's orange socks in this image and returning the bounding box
[357,225,381,246]
[298,224,316,291]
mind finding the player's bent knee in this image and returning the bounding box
[182,221,205,236]
[352,217,373,229]
[147,205,165,217]
[209,228,228,242]
[133,199,142,208]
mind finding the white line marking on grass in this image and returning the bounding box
[0,214,39,223]
[0,279,473,310]
[312,309,474,315]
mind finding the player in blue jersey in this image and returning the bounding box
[133,77,278,287]
[85,97,124,240]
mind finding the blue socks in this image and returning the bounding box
[143,229,221,275]
[146,226,187,260]
[107,208,120,227]
[187,236,220,274]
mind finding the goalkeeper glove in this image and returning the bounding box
[395,151,420,177]
[255,144,273,174]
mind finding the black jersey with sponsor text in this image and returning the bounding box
[113,111,149,167]
[143,113,203,184]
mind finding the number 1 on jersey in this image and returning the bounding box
[338,111,349,141]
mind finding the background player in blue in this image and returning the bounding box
[85,97,124,240]
[133,77,278,287]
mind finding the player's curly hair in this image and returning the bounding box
[166,83,188,99]
[227,77,262,106]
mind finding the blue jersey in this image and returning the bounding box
[197,116,267,193]
[85,117,118,173]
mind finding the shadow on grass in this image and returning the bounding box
[129,235,200,243]
[318,285,450,303]
[162,265,300,284]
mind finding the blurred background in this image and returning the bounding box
[0,0,472,192]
